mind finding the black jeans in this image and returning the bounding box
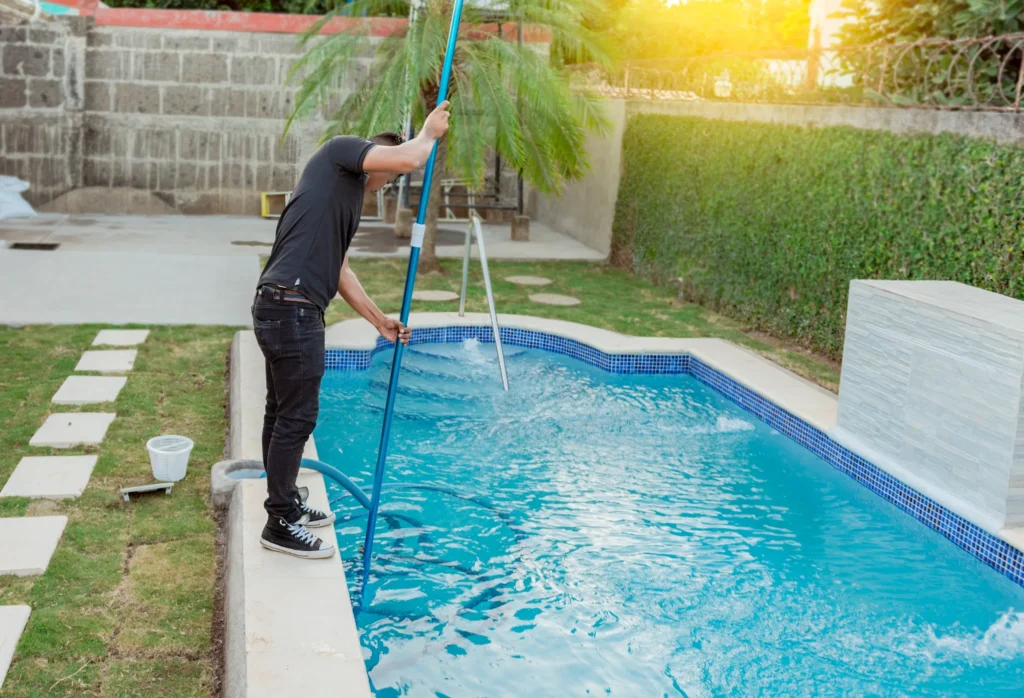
[252,295,325,523]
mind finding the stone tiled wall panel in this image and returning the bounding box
[838,280,1024,527]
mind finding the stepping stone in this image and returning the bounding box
[29,413,116,448]
[0,456,98,500]
[0,516,67,576]
[92,329,149,347]
[75,350,137,373]
[0,606,30,689]
[505,275,552,286]
[528,293,581,307]
[413,290,459,302]
[51,376,127,405]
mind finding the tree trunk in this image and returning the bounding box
[418,137,446,274]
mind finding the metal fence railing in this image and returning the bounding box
[570,34,1024,111]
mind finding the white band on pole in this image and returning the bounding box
[411,223,425,248]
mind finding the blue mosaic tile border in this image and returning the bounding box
[686,357,1024,587]
[325,326,1024,588]
[326,326,691,375]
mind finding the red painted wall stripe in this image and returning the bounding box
[79,6,550,41]
[93,9,407,36]
[48,0,99,10]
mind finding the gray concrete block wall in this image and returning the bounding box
[836,280,1024,530]
[75,26,378,214]
[0,17,378,213]
[0,19,87,203]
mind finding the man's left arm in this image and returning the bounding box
[337,254,410,344]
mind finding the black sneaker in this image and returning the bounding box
[298,498,336,529]
[260,516,335,559]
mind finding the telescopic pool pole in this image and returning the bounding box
[362,0,466,577]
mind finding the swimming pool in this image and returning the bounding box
[315,340,1024,697]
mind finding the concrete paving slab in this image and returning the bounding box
[0,605,30,689]
[92,330,149,346]
[0,248,258,326]
[0,516,67,576]
[29,413,116,448]
[0,456,98,500]
[529,293,581,306]
[51,376,127,405]
[75,350,137,373]
[412,290,459,301]
[505,275,552,286]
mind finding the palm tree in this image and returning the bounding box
[286,0,611,271]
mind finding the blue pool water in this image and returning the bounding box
[315,341,1024,697]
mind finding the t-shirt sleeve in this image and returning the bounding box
[327,136,375,175]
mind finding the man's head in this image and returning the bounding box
[364,131,405,193]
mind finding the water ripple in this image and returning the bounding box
[316,344,1024,697]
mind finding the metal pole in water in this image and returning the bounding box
[363,0,467,576]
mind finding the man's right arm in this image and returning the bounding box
[362,101,451,174]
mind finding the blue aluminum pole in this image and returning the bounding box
[362,0,466,576]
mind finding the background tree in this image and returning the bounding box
[836,0,1024,107]
[838,0,1024,44]
[287,0,611,272]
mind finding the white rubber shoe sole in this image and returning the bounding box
[260,538,335,559]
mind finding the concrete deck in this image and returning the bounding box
[0,214,602,326]
[0,246,258,326]
[1,214,605,261]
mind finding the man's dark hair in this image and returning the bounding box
[370,132,405,147]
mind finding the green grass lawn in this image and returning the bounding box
[330,259,841,390]
[0,325,234,697]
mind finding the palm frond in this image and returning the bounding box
[287,0,610,195]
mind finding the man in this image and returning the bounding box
[253,102,451,559]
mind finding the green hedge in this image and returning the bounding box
[612,115,1024,359]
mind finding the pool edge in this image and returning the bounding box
[226,330,372,698]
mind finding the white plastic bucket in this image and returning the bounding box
[146,435,194,482]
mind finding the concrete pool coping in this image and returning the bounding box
[226,331,371,698]
[227,312,1024,695]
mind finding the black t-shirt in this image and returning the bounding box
[257,136,376,310]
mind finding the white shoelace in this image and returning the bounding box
[283,519,318,547]
[301,501,327,518]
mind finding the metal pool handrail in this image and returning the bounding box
[459,213,510,391]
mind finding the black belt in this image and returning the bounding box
[257,285,316,305]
